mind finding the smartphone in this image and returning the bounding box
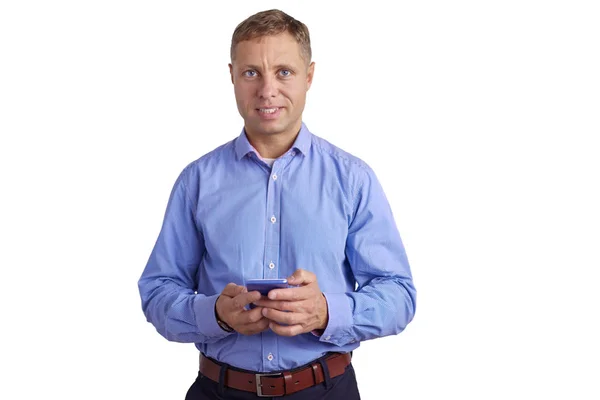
[245,278,291,296]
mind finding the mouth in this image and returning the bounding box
[257,107,281,114]
[256,107,282,120]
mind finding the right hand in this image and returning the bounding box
[215,283,270,335]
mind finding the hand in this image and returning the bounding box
[215,283,270,336]
[253,269,329,337]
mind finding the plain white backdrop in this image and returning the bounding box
[1,1,599,399]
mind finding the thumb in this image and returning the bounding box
[287,269,316,286]
[221,283,247,297]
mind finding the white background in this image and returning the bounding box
[1,1,599,399]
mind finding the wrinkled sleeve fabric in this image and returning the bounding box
[138,167,232,343]
[321,165,417,346]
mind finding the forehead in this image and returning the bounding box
[233,32,304,66]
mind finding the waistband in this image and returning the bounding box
[199,352,352,397]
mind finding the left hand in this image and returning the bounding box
[252,269,329,336]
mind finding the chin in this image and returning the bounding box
[258,127,286,137]
[250,121,286,136]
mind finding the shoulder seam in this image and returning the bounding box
[311,137,370,222]
[311,137,369,172]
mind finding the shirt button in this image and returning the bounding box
[270,216,276,224]
[291,151,296,156]
[325,336,331,341]
[267,353,273,361]
[272,174,278,180]
[269,262,275,269]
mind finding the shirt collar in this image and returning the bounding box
[234,122,312,160]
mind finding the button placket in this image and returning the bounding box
[263,159,284,370]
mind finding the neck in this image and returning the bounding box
[245,123,301,159]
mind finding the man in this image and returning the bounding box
[138,9,416,399]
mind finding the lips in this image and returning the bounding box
[255,107,283,120]
[257,107,280,114]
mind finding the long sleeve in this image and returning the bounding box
[321,166,417,346]
[138,169,233,343]
[137,126,415,370]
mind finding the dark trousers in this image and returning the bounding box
[185,362,361,400]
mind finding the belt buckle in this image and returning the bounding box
[255,372,281,397]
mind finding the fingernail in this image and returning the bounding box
[268,291,277,299]
[262,308,268,316]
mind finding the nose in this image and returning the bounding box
[257,75,278,98]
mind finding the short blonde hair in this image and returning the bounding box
[230,9,312,64]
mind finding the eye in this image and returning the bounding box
[243,70,257,78]
[279,69,292,77]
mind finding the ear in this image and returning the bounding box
[229,63,234,84]
[306,62,315,90]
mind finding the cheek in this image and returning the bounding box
[290,88,307,105]
[282,84,305,104]
[234,84,255,104]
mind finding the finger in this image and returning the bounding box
[262,307,301,325]
[286,269,316,286]
[226,307,264,328]
[268,285,310,301]
[269,322,304,337]
[222,283,247,298]
[231,290,263,309]
[245,318,271,335]
[253,298,304,312]
[239,307,266,325]
[251,298,273,308]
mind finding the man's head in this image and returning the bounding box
[229,9,315,146]
[230,9,312,65]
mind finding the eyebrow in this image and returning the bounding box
[243,64,296,72]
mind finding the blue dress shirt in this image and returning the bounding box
[138,123,416,372]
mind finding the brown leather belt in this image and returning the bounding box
[199,352,352,397]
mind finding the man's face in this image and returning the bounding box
[229,32,314,140]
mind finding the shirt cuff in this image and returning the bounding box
[193,294,235,338]
[317,292,353,345]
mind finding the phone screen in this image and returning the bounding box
[245,278,290,296]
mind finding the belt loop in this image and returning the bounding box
[217,364,229,396]
[283,371,293,394]
[317,357,333,390]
